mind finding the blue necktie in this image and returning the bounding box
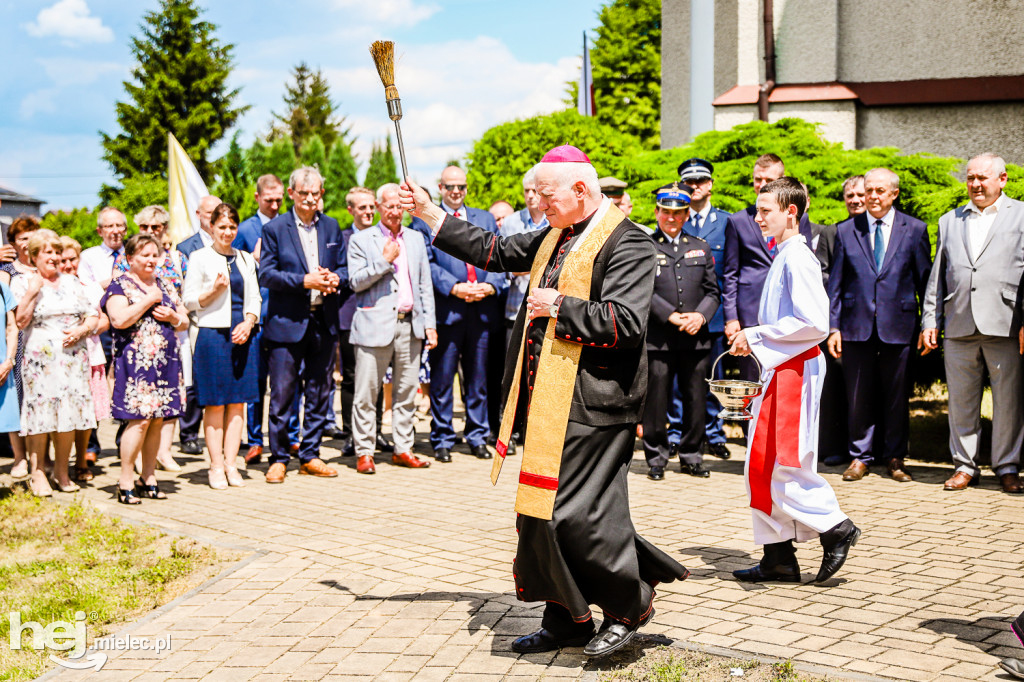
[873,220,885,269]
[691,215,701,234]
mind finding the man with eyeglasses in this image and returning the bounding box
[79,207,127,290]
[260,167,350,484]
[410,165,506,463]
[228,175,304,464]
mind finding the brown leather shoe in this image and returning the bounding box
[1000,472,1023,494]
[299,458,338,477]
[289,443,300,456]
[265,462,287,484]
[943,471,979,491]
[356,455,376,474]
[245,445,263,465]
[392,452,431,468]
[887,458,913,482]
[842,460,868,481]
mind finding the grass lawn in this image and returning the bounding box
[596,643,831,681]
[0,489,233,681]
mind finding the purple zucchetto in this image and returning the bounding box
[540,145,591,164]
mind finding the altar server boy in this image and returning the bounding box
[728,177,860,584]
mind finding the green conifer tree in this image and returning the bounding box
[323,139,360,213]
[100,0,247,182]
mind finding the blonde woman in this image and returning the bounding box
[12,229,98,496]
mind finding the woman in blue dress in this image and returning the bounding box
[182,203,260,490]
[102,234,189,504]
[0,280,21,453]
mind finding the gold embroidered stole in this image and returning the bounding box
[492,202,626,520]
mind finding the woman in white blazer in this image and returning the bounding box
[182,203,261,489]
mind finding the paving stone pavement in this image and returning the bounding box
[45,413,1023,682]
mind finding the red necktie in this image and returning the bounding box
[455,210,478,282]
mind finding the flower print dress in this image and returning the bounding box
[102,275,185,420]
[10,274,98,436]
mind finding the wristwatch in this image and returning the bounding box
[550,294,565,318]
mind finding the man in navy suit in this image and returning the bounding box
[826,168,931,483]
[410,165,506,463]
[259,166,350,483]
[175,194,221,454]
[672,158,731,460]
[228,175,302,464]
[723,154,814,380]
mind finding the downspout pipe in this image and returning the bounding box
[758,0,776,122]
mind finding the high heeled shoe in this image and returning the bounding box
[225,468,245,488]
[49,476,80,493]
[156,455,182,472]
[208,468,228,490]
[134,478,167,499]
[117,487,141,505]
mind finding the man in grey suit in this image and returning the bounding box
[347,183,437,475]
[921,153,1024,494]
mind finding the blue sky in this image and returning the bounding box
[0,0,602,210]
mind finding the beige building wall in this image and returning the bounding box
[663,0,1024,165]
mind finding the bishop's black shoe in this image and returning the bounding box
[511,626,594,654]
[816,519,861,583]
[647,466,665,481]
[733,541,801,583]
[583,607,654,658]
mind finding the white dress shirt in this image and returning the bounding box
[78,243,123,287]
[868,207,895,253]
[294,209,321,305]
[964,193,1007,261]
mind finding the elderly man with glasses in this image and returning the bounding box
[410,165,506,463]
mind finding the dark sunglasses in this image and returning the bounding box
[137,224,166,231]
[443,184,467,192]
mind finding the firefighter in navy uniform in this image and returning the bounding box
[641,182,721,480]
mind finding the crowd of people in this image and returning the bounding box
[1,149,1021,504]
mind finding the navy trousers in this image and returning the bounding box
[842,336,911,465]
[246,327,300,448]
[429,320,490,449]
[266,310,335,464]
[668,332,726,446]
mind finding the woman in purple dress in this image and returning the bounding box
[102,234,189,504]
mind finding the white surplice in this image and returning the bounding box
[744,236,848,545]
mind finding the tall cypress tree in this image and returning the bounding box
[266,138,298,190]
[323,139,360,213]
[271,62,351,154]
[591,0,661,148]
[212,132,249,210]
[100,0,247,181]
[363,135,400,191]
[299,134,327,171]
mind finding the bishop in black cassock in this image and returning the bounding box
[399,145,688,658]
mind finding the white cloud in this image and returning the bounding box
[330,0,440,27]
[37,58,123,87]
[19,89,60,119]
[333,37,580,184]
[24,0,114,46]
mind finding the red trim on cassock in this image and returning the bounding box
[484,233,495,270]
[748,346,821,516]
[608,302,618,347]
[519,471,559,491]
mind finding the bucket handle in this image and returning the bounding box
[708,351,762,382]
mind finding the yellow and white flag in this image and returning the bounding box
[167,132,209,245]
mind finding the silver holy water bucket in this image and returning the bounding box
[706,352,764,421]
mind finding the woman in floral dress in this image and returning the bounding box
[102,234,189,505]
[12,229,98,497]
[114,205,188,473]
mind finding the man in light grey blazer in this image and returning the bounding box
[921,153,1024,494]
[347,183,437,474]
